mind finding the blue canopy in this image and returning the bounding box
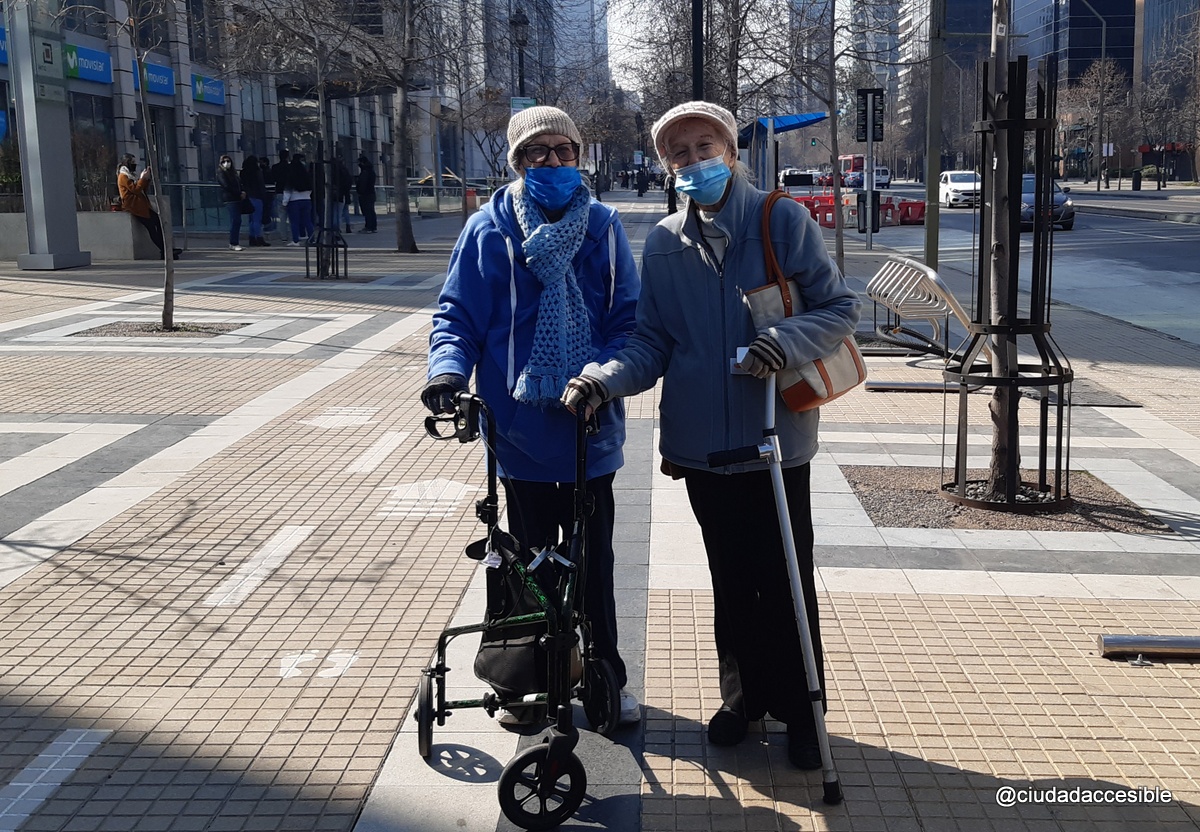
[738,112,830,146]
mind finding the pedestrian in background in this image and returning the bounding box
[284,153,314,246]
[562,101,861,769]
[116,153,179,260]
[270,150,292,242]
[421,105,642,728]
[216,154,245,251]
[242,155,270,247]
[356,155,378,233]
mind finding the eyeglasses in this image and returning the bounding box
[522,143,580,164]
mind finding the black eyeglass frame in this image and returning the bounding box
[522,142,581,164]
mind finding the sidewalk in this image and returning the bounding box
[0,189,1198,832]
[1054,181,1200,224]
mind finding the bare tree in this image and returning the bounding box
[1061,58,1130,180]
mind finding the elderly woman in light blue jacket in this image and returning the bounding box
[563,101,861,770]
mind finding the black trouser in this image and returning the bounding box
[360,198,377,231]
[683,463,823,731]
[134,211,165,256]
[501,474,627,689]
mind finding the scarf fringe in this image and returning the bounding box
[513,371,570,407]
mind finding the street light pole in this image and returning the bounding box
[510,9,529,98]
[1077,0,1106,192]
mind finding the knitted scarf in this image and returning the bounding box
[511,183,595,406]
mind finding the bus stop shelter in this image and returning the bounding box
[739,112,831,188]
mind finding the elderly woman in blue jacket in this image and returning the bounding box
[421,106,641,726]
[563,101,861,768]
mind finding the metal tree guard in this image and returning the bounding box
[942,56,1073,512]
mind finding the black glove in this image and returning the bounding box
[738,335,786,379]
[420,373,468,414]
[561,374,610,416]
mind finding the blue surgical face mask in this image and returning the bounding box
[674,155,732,206]
[523,165,582,211]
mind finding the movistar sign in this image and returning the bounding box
[63,44,112,84]
[192,74,225,105]
[132,61,175,96]
[0,27,7,66]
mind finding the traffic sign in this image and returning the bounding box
[510,96,537,115]
[856,88,884,142]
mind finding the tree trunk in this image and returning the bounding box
[986,0,1017,498]
[136,56,175,330]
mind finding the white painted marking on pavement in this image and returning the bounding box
[280,652,320,678]
[318,649,360,678]
[0,729,110,832]
[203,525,315,607]
[378,479,472,517]
[346,431,411,474]
[300,407,379,429]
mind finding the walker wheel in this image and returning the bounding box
[497,744,586,831]
[416,672,433,759]
[582,657,620,737]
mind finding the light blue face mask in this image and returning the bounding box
[523,166,582,211]
[674,156,732,206]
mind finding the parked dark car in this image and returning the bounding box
[1020,175,1075,231]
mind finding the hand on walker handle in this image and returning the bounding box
[736,335,786,379]
[561,375,608,419]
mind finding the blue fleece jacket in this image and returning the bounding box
[587,175,862,472]
[428,183,640,482]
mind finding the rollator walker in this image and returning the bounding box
[417,392,621,830]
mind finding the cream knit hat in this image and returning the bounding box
[506,106,584,173]
[651,101,739,168]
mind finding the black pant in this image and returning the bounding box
[501,474,626,689]
[683,463,823,729]
[360,198,377,231]
[134,211,165,256]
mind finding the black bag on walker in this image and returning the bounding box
[472,531,550,700]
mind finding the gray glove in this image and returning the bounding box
[420,373,468,414]
[738,334,786,379]
[561,374,610,416]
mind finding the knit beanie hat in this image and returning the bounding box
[651,101,739,168]
[507,106,584,173]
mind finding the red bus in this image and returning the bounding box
[838,154,865,175]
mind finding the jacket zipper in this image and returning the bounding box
[691,214,734,469]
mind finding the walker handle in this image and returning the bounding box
[707,445,761,468]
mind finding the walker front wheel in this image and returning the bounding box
[497,744,586,831]
[416,672,433,759]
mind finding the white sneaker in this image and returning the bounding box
[497,703,547,726]
[229,244,243,251]
[287,241,300,247]
[618,689,641,725]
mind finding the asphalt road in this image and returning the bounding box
[865,183,1200,348]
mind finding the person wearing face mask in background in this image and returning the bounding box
[216,154,246,251]
[421,106,643,728]
[561,101,861,769]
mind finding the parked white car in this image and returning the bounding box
[939,170,981,208]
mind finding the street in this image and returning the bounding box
[868,182,1200,346]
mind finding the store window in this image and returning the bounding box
[238,80,267,159]
[0,80,20,214]
[69,92,117,210]
[195,112,225,183]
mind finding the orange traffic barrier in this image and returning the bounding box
[816,205,837,228]
[899,200,926,225]
[880,198,901,227]
[793,196,821,221]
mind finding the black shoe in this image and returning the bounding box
[707,705,748,746]
[787,722,823,770]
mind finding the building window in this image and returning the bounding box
[188,0,221,65]
[62,0,108,38]
[336,102,352,137]
[195,112,226,182]
[69,92,117,210]
[131,0,171,52]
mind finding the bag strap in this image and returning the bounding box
[761,189,793,316]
